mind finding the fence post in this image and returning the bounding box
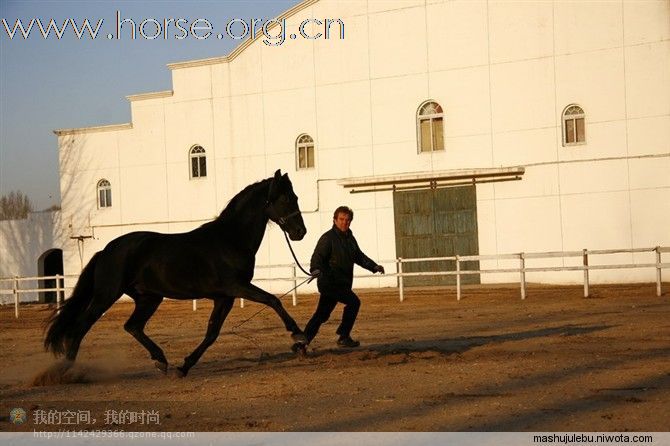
[292,265,298,306]
[456,255,461,301]
[520,253,526,300]
[192,300,197,311]
[14,276,19,319]
[583,249,589,298]
[56,274,63,311]
[397,258,404,302]
[656,246,662,297]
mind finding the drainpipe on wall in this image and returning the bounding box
[70,235,93,271]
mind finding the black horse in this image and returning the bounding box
[44,170,308,377]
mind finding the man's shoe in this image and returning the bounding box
[337,336,360,348]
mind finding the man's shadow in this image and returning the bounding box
[303,324,611,360]
[198,323,612,373]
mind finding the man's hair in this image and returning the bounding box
[333,206,354,220]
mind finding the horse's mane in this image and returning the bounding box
[204,177,271,227]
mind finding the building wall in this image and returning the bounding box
[0,211,65,302]
[55,0,670,289]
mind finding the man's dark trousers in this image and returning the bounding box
[304,289,360,343]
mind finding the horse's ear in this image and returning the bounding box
[268,169,282,200]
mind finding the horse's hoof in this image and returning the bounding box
[291,342,308,356]
[291,333,307,344]
[154,361,168,374]
[59,359,75,371]
[174,367,187,378]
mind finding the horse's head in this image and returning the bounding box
[266,170,307,241]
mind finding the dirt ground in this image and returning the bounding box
[1,283,669,432]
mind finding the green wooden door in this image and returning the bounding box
[393,186,480,286]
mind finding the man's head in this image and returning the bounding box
[333,206,353,233]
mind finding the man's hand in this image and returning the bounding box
[308,269,321,283]
[374,265,385,274]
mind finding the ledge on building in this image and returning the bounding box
[339,167,525,193]
[53,123,133,136]
[126,90,173,102]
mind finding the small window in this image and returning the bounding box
[296,134,315,169]
[97,179,112,208]
[190,145,207,178]
[417,101,444,153]
[562,104,586,146]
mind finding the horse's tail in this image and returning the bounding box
[44,251,101,356]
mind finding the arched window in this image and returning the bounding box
[562,104,586,146]
[190,145,207,178]
[97,179,112,208]
[417,101,445,153]
[296,134,315,169]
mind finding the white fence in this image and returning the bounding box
[0,274,76,318]
[391,246,668,302]
[1,246,667,318]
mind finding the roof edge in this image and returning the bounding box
[167,56,231,70]
[126,90,173,102]
[53,123,133,136]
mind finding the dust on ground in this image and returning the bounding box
[1,283,669,431]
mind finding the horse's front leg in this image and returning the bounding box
[233,283,307,345]
[176,297,234,377]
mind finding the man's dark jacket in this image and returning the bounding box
[310,225,378,293]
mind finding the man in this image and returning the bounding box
[298,206,384,350]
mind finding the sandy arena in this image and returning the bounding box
[1,283,669,432]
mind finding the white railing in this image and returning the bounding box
[2,246,667,318]
[389,246,668,302]
[0,274,76,318]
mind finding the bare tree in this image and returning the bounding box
[0,190,34,220]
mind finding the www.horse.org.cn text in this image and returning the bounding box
[1,11,345,46]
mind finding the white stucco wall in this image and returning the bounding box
[0,211,65,302]
[52,0,669,290]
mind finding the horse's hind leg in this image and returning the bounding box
[124,294,168,374]
[176,297,234,378]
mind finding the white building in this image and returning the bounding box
[49,0,669,291]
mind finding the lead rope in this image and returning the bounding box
[230,275,312,331]
[229,275,312,348]
[283,230,313,276]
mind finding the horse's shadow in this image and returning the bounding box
[190,323,612,376]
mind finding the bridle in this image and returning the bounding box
[278,210,301,226]
[265,200,301,227]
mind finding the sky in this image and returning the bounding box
[0,0,301,210]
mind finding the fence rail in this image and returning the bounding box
[386,246,668,302]
[0,274,76,318]
[2,246,667,318]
